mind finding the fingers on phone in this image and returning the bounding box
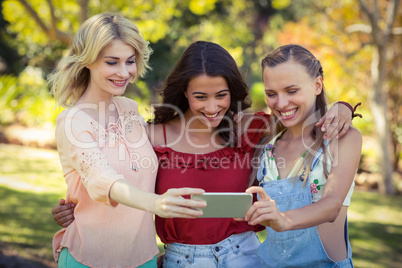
[168,188,205,196]
[246,186,270,200]
[172,206,203,218]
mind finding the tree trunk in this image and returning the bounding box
[357,0,399,194]
[79,0,89,24]
[369,44,395,194]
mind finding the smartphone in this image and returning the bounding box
[190,192,252,218]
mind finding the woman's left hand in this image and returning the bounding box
[244,187,289,232]
[315,103,353,140]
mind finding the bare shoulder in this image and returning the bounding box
[339,127,362,147]
[145,123,164,146]
[329,127,362,159]
[165,118,184,137]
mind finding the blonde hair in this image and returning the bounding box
[48,13,152,107]
[249,44,328,187]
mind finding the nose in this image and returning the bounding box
[205,99,218,113]
[117,65,129,78]
[277,94,289,109]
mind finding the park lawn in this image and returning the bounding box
[0,143,401,267]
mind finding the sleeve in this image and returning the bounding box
[116,96,147,126]
[56,108,125,207]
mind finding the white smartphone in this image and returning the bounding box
[190,192,253,218]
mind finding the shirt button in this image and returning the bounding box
[215,246,220,252]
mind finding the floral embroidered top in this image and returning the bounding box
[52,97,158,268]
[257,131,355,206]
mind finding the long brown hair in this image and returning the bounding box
[250,44,328,186]
[149,41,251,144]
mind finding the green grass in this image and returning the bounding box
[0,144,66,267]
[0,143,401,267]
[348,191,402,267]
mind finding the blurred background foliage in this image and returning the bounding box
[0,0,401,192]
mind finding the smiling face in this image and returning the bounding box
[263,60,322,130]
[85,39,137,99]
[184,74,231,129]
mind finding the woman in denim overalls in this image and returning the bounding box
[244,44,362,267]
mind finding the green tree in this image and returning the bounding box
[0,0,23,75]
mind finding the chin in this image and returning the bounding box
[112,89,127,96]
[203,121,221,128]
[201,117,224,128]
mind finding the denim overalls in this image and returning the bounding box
[256,146,353,268]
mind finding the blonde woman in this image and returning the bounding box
[49,13,205,268]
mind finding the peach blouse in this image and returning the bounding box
[52,97,158,268]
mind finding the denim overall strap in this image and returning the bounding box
[257,147,353,267]
[256,144,270,183]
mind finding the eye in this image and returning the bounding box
[194,95,207,100]
[106,61,117,65]
[265,92,276,98]
[127,60,136,64]
[216,93,228,98]
[287,88,299,94]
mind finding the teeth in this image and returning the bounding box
[204,112,219,118]
[280,109,297,117]
[111,80,126,85]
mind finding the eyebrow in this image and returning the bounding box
[104,54,136,60]
[192,89,230,95]
[265,85,297,91]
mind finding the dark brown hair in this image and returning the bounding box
[150,41,251,144]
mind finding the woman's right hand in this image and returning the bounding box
[244,186,290,232]
[153,188,207,219]
[52,199,76,228]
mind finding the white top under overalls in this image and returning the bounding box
[257,131,355,206]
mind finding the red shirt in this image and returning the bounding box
[154,112,270,244]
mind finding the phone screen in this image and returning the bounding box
[191,192,252,218]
